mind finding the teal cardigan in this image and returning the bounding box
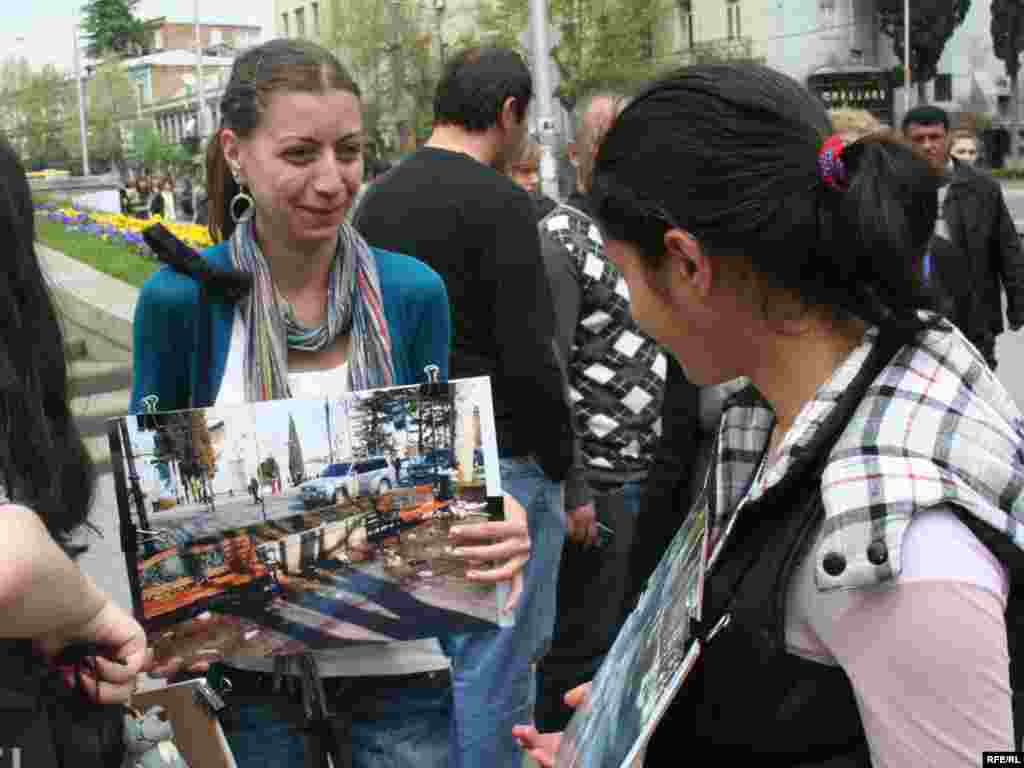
[130,241,450,414]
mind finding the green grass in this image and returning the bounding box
[35,215,159,289]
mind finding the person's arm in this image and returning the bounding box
[0,504,150,703]
[130,269,195,413]
[408,262,452,383]
[992,183,1024,330]
[491,188,573,478]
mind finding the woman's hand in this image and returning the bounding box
[447,493,530,612]
[38,599,152,705]
[512,681,592,766]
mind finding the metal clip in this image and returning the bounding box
[193,679,227,716]
[705,612,731,643]
[424,364,440,384]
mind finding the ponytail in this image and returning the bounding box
[205,133,237,244]
[820,131,942,333]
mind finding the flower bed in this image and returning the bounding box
[36,202,214,254]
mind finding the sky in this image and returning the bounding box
[2,0,276,73]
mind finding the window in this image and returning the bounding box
[153,29,165,49]
[295,7,306,38]
[312,3,320,38]
[934,73,953,102]
[211,29,223,45]
[678,0,694,49]
[727,0,742,39]
[281,12,290,36]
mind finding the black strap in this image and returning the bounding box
[698,326,913,635]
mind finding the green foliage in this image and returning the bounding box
[80,0,150,59]
[470,0,664,112]
[877,0,971,89]
[0,59,75,170]
[73,61,137,169]
[330,0,442,153]
[125,122,190,175]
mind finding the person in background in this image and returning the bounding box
[134,177,152,218]
[506,137,558,220]
[0,136,152,766]
[903,104,1024,369]
[517,64,1023,767]
[159,177,178,222]
[134,38,528,768]
[949,128,980,166]
[529,89,677,733]
[355,46,575,768]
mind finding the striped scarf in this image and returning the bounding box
[229,218,394,401]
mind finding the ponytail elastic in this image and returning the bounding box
[817,134,849,192]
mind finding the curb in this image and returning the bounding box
[37,242,139,363]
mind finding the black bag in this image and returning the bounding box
[0,640,126,768]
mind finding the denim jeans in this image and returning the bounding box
[440,457,566,768]
[223,679,452,768]
[535,478,646,732]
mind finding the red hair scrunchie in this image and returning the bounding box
[817,134,849,192]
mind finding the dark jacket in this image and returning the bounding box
[933,160,1024,342]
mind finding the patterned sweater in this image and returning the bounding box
[539,197,667,482]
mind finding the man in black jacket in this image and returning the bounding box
[903,105,1024,369]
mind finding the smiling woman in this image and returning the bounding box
[129,38,458,768]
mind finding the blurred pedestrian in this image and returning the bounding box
[949,128,980,166]
[903,104,1024,369]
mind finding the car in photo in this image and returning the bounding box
[300,457,396,509]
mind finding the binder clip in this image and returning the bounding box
[486,496,504,522]
[193,678,228,717]
[420,364,450,399]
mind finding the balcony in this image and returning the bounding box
[676,36,760,66]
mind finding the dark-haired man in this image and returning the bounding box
[903,104,1024,369]
[354,47,576,768]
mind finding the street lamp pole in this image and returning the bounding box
[528,0,560,199]
[903,0,911,114]
[195,0,205,141]
[72,24,91,176]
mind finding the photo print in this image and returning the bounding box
[109,377,504,669]
[555,499,708,768]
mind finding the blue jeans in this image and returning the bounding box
[223,680,452,768]
[441,457,566,768]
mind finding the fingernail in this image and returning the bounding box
[449,527,462,537]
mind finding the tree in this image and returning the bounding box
[288,414,305,485]
[80,0,151,59]
[992,0,1024,128]
[878,0,972,102]
[0,59,74,169]
[331,0,441,154]
[471,0,664,113]
[76,61,136,171]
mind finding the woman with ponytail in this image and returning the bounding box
[516,64,1024,766]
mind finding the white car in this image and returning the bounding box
[300,457,396,509]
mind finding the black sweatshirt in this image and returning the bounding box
[354,147,573,481]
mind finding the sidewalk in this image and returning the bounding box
[37,241,138,363]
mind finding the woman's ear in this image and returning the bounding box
[219,129,243,179]
[664,228,712,299]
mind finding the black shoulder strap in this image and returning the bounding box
[142,224,252,302]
